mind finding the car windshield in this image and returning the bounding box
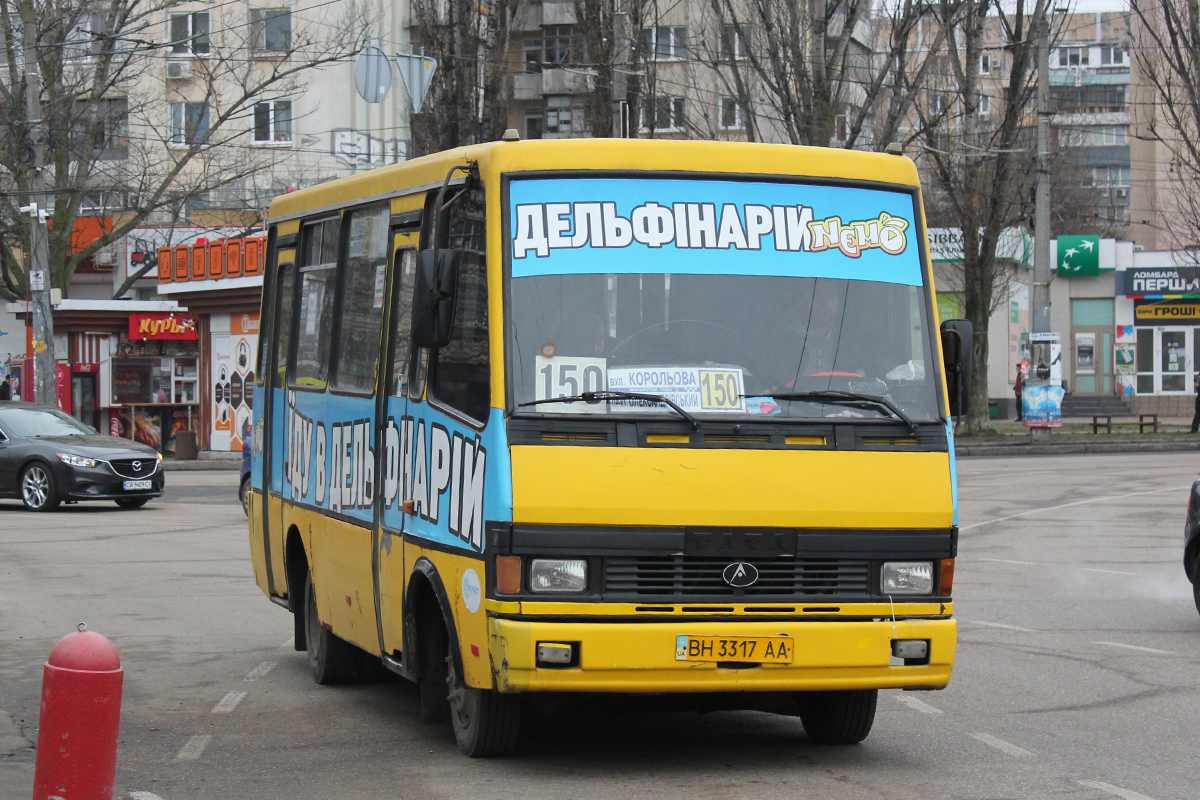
[507,176,941,423]
[0,407,94,437]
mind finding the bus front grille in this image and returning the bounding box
[603,556,871,598]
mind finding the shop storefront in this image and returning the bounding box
[1115,262,1200,414]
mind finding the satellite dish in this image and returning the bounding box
[354,45,392,104]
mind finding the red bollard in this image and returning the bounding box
[32,625,123,800]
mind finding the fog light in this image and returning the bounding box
[881,561,934,595]
[529,559,587,593]
[891,639,929,660]
[536,642,574,666]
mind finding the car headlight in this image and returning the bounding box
[57,453,99,468]
[881,561,934,595]
[529,559,587,593]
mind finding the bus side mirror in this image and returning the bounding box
[412,249,458,349]
[940,319,973,418]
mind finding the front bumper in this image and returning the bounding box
[62,462,165,501]
[489,616,956,693]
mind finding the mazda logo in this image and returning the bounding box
[722,562,759,588]
[132,460,141,470]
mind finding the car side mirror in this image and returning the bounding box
[411,249,458,349]
[940,319,973,418]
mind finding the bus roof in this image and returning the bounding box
[267,139,922,223]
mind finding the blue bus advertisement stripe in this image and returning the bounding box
[509,177,923,286]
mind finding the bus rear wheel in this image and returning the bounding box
[304,572,357,685]
[447,644,521,757]
[796,689,877,744]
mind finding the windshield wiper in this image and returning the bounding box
[517,390,700,430]
[744,390,918,434]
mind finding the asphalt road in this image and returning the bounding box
[1,454,1198,800]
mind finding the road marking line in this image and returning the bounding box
[968,732,1033,758]
[128,792,166,800]
[1080,568,1138,576]
[961,485,1187,531]
[1077,780,1158,800]
[174,734,212,761]
[977,557,1036,565]
[894,695,943,715]
[968,620,1034,632]
[245,661,277,681]
[279,636,294,651]
[1095,641,1175,656]
[212,691,247,714]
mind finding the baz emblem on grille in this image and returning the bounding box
[722,562,759,588]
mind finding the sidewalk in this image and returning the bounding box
[955,415,1200,457]
[162,450,242,471]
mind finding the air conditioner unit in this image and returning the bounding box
[165,60,193,80]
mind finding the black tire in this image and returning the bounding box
[239,476,250,516]
[20,463,60,512]
[304,571,357,685]
[419,618,451,724]
[448,642,521,757]
[1192,553,1200,617]
[115,497,150,509]
[796,689,878,744]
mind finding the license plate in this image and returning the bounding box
[123,480,152,491]
[674,635,794,663]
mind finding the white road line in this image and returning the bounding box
[976,557,1036,565]
[245,661,277,681]
[128,792,166,800]
[174,734,212,761]
[1095,641,1175,656]
[1077,780,1159,800]
[968,732,1033,758]
[968,620,1034,632]
[212,691,247,714]
[1080,568,1139,576]
[894,695,943,715]
[960,485,1187,531]
[279,636,294,651]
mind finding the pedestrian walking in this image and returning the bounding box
[1014,363,1024,421]
[0,377,10,401]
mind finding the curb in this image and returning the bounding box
[163,460,241,471]
[956,440,1200,457]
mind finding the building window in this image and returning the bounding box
[720,24,751,61]
[525,111,544,139]
[1100,45,1126,66]
[250,8,291,52]
[834,112,847,141]
[720,97,745,130]
[253,99,292,143]
[1090,165,1130,188]
[977,94,990,116]
[641,95,686,132]
[930,94,947,115]
[979,53,991,74]
[544,95,585,135]
[1060,125,1127,147]
[525,25,584,72]
[169,12,209,55]
[640,26,686,61]
[168,102,210,145]
[1057,46,1088,67]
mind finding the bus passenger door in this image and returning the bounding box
[263,253,297,598]
[376,236,419,661]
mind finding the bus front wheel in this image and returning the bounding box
[447,644,521,757]
[796,689,877,745]
[304,572,357,685]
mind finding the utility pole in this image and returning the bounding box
[1031,4,1052,444]
[22,5,56,407]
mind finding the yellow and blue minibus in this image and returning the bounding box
[248,137,972,756]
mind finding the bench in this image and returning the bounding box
[1091,414,1159,434]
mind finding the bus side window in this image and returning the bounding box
[274,263,296,389]
[332,204,389,393]
[292,217,340,389]
[430,184,490,424]
[256,231,276,387]
[391,248,417,397]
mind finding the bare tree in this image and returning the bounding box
[0,0,369,302]
[1130,0,1200,248]
[409,0,519,154]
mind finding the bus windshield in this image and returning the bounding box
[508,176,942,423]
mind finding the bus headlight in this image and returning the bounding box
[881,561,934,595]
[529,559,587,593]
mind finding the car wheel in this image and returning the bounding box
[20,463,60,512]
[239,476,250,516]
[115,497,150,509]
[796,689,878,744]
[1193,552,1200,617]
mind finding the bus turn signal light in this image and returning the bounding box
[496,556,522,595]
[940,558,955,595]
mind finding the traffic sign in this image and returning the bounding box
[394,52,437,114]
[354,46,393,104]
